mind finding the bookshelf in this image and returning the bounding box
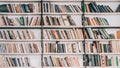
[0,0,119,68]
[42,0,84,68]
[83,0,120,68]
[0,0,42,68]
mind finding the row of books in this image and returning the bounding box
[0,43,40,53]
[0,56,31,67]
[43,29,83,39]
[0,16,41,26]
[43,15,76,26]
[84,55,120,66]
[43,3,82,13]
[85,41,120,53]
[0,41,119,54]
[0,15,75,26]
[0,3,40,13]
[0,29,116,40]
[0,28,118,40]
[0,30,37,39]
[84,17,109,26]
[85,41,110,53]
[0,3,119,13]
[43,56,81,67]
[0,15,112,26]
[1,55,120,67]
[84,28,114,39]
[44,42,83,53]
[83,2,113,12]
[0,3,82,13]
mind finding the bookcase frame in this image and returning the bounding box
[82,0,120,68]
[0,0,119,68]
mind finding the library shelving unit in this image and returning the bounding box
[83,0,120,68]
[42,0,84,68]
[0,0,42,68]
[0,0,120,68]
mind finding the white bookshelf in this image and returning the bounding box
[83,0,120,68]
[0,0,119,68]
[0,0,42,67]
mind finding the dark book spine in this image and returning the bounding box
[46,3,49,12]
[57,44,61,53]
[49,56,54,66]
[52,17,56,25]
[55,4,60,13]
[93,2,100,12]
[17,58,21,66]
[7,31,12,39]
[62,44,65,53]
[101,5,108,12]
[24,4,30,13]
[66,5,73,12]
[12,58,17,67]
[116,4,120,12]
[44,57,49,66]
[67,15,76,25]
[73,5,79,12]
[46,16,51,25]
[56,18,60,25]
[100,5,106,12]
[20,17,25,26]
[89,2,98,12]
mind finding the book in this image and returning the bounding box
[116,30,120,39]
[116,4,120,12]
[0,4,9,12]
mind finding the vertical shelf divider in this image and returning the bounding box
[40,0,44,68]
[81,0,87,68]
